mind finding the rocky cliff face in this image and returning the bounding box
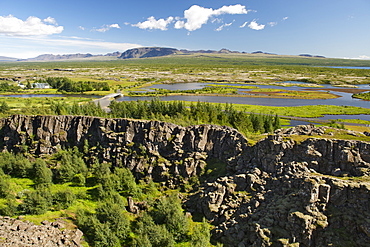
[0,115,369,246]
[0,115,247,184]
[118,47,178,59]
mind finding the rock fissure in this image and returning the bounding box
[0,115,369,246]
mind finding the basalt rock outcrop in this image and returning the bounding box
[0,115,369,246]
[0,114,248,185]
[0,216,83,246]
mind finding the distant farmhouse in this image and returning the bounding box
[18,82,25,89]
[32,83,51,89]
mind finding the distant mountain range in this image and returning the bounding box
[0,56,19,62]
[0,47,326,62]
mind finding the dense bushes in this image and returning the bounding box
[0,82,19,92]
[45,98,280,136]
[0,150,215,247]
[49,101,108,117]
[34,77,110,92]
[110,99,281,135]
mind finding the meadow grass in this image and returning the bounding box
[178,102,370,118]
[1,53,370,86]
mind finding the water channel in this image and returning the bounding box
[120,82,370,107]
[1,81,369,123]
[114,81,370,123]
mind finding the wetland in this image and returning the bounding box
[0,53,370,128]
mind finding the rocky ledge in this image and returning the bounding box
[0,115,369,246]
[0,216,82,246]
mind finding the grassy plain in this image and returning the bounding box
[0,96,92,117]
[1,53,370,87]
[245,88,338,99]
[0,52,370,123]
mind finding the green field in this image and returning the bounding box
[1,52,370,124]
[1,53,370,86]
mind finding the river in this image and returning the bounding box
[120,82,370,108]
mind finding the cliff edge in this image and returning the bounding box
[0,115,369,246]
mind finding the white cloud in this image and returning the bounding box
[240,21,248,28]
[78,26,85,31]
[174,20,185,29]
[177,5,214,31]
[268,22,277,27]
[248,20,265,30]
[93,23,121,32]
[110,24,120,29]
[132,16,174,30]
[0,15,63,36]
[43,17,57,25]
[213,4,249,15]
[216,21,234,31]
[132,4,250,32]
[176,4,249,31]
[211,18,222,24]
[283,17,289,21]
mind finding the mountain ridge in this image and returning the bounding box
[0,56,19,62]
[1,47,327,62]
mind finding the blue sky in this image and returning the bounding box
[0,0,369,59]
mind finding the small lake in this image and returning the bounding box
[319,114,370,121]
[283,120,318,127]
[140,82,370,92]
[117,94,370,109]
[128,82,370,109]
[325,66,370,70]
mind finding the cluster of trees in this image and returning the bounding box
[0,101,10,113]
[128,86,237,96]
[0,153,74,216]
[39,98,280,135]
[34,77,110,92]
[49,101,108,117]
[0,148,213,247]
[0,82,19,92]
[110,99,281,135]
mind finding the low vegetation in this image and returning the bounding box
[127,86,238,96]
[0,149,213,247]
[245,88,338,99]
[352,91,370,101]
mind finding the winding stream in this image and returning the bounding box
[121,82,370,108]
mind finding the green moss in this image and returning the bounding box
[201,158,227,182]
